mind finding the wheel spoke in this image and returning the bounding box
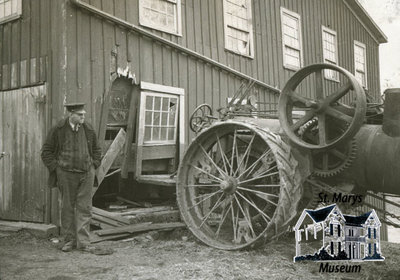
[322,153,329,171]
[324,81,353,105]
[231,200,239,241]
[245,195,270,223]
[216,134,230,174]
[244,184,280,188]
[237,187,278,207]
[315,69,324,100]
[186,184,221,188]
[317,113,327,145]
[237,149,272,180]
[290,93,315,108]
[290,110,315,132]
[191,164,223,182]
[215,198,233,238]
[233,134,256,177]
[199,193,225,228]
[189,189,223,210]
[325,106,353,123]
[198,143,227,178]
[237,186,279,199]
[230,130,237,176]
[239,171,279,185]
[236,191,272,222]
[329,148,347,160]
[233,194,256,238]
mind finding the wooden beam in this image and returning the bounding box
[94,222,186,236]
[121,86,139,178]
[93,128,126,197]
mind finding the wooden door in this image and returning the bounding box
[0,85,47,222]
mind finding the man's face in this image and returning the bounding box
[69,112,85,124]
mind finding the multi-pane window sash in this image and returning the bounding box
[143,93,179,144]
[140,0,181,35]
[281,8,302,70]
[0,0,21,24]
[224,0,253,57]
[322,27,339,81]
[354,41,367,88]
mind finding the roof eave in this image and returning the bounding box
[344,0,388,44]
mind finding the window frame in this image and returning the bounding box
[322,25,339,82]
[139,0,182,36]
[140,91,180,145]
[0,0,22,24]
[223,0,254,58]
[280,7,303,71]
[354,40,368,89]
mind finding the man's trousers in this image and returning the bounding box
[56,166,95,248]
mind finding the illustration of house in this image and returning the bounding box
[293,204,384,262]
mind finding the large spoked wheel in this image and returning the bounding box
[278,63,366,150]
[177,121,304,250]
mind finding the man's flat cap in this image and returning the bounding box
[65,102,86,114]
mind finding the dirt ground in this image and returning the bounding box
[0,229,399,280]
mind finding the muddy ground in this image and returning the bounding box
[0,229,399,280]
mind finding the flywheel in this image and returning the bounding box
[177,121,306,250]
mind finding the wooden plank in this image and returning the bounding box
[92,206,130,225]
[125,210,180,224]
[94,128,126,194]
[95,222,185,236]
[90,231,131,243]
[92,213,127,227]
[120,206,174,216]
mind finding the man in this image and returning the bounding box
[41,103,102,252]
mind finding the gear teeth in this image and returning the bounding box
[313,138,357,177]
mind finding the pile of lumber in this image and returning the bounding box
[90,205,185,243]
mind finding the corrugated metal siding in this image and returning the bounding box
[0,85,47,222]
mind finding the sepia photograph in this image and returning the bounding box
[0,0,399,279]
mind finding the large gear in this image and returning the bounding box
[299,119,357,177]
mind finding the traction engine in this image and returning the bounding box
[176,64,400,250]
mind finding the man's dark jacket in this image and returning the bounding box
[41,118,102,188]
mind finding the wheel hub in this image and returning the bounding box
[220,176,238,194]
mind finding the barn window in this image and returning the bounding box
[223,0,254,57]
[0,0,21,24]
[354,41,367,88]
[322,26,339,81]
[281,8,303,70]
[142,93,179,144]
[139,0,181,35]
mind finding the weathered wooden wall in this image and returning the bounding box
[58,0,382,142]
[0,85,47,223]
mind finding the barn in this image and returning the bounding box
[0,0,389,239]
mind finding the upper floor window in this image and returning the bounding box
[223,0,254,57]
[139,0,181,36]
[0,0,21,24]
[322,26,339,81]
[354,40,367,88]
[281,8,303,70]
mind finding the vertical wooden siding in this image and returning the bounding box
[0,85,47,222]
[61,0,382,142]
[0,0,51,91]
